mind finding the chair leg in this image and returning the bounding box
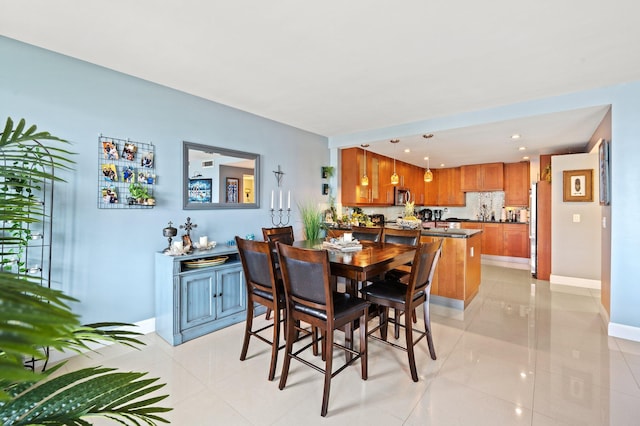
[379,307,389,341]
[405,308,419,382]
[321,327,333,417]
[278,312,296,391]
[394,309,402,339]
[344,321,353,363]
[240,299,254,361]
[265,307,272,320]
[267,305,280,381]
[423,301,437,360]
[360,311,368,380]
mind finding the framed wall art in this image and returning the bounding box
[563,169,593,202]
[226,177,239,203]
[188,178,212,203]
[599,140,610,205]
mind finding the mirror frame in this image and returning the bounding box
[183,141,261,210]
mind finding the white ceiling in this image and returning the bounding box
[2,1,637,167]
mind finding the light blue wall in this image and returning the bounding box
[330,82,640,332]
[0,37,329,324]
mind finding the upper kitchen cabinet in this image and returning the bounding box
[341,148,392,206]
[460,162,504,192]
[436,167,465,206]
[424,169,439,205]
[504,161,530,207]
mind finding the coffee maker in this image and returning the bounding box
[419,209,433,221]
[433,209,443,221]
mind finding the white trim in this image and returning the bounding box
[550,274,601,289]
[481,254,530,270]
[44,317,156,366]
[609,322,640,343]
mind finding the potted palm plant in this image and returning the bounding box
[0,117,170,425]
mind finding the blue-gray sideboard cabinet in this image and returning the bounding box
[155,246,248,345]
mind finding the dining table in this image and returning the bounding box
[292,239,417,296]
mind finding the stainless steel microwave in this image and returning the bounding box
[394,187,411,206]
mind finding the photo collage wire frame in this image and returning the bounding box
[98,135,156,209]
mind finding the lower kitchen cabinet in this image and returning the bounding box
[503,223,530,258]
[155,247,246,345]
[461,221,529,258]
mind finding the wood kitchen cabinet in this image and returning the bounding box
[479,222,503,256]
[503,223,529,258]
[504,161,530,206]
[436,167,465,206]
[341,148,391,206]
[424,168,439,205]
[420,232,482,308]
[461,221,529,258]
[460,162,504,192]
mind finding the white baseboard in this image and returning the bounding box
[45,317,156,366]
[481,255,530,270]
[550,274,601,290]
[609,322,640,343]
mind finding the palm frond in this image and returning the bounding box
[0,367,170,425]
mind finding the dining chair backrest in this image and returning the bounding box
[262,226,294,246]
[407,238,443,299]
[351,226,382,242]
[276,242,332,313]
[383,227,421,246]
[236,236,279,298]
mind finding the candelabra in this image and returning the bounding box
[269,164,291,227]
[270,207,291,227]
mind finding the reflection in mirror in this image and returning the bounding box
[183,141,260,209]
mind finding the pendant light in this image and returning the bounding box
[361,144,369,186]
[424,156,433,182]
[390,139,400,185]
[422,133,434,182]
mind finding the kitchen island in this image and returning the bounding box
[384,225,483,309]
[420,228,482,309]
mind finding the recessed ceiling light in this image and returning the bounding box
[511,134,521,140]
[440,163,445,167]
[518,146,526,151]
[423,156,429,160]
[523,156,530,160]
[404,148,410,153]
[422,133,434,139]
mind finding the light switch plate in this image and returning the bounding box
[573,214,581,223]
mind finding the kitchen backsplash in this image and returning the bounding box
[344,191,526,222]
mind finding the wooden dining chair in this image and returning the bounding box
[350,225,382,242]
[235,236,286,381]
[276,242,369,417]
[360,238,443,382]
[262,226,294,245]
[261,226,294,320]
[382,227,423,336]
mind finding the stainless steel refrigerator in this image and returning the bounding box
[530,183,538,277]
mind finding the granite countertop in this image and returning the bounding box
[385,223,482,239]
[419,228,482,238]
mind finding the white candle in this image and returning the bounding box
[343,232,353,242]
[270,190,274,209]
[199,236,208,247]
[279,190,283,210]
[287,191,291,209]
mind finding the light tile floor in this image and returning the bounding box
[57,265,640,425]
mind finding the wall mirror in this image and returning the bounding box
[183,141,260,210]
